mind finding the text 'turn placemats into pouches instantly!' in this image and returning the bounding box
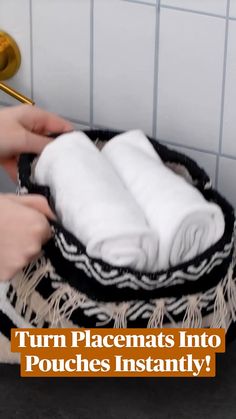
[0,129,235,365]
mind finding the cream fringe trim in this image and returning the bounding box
[10,251,236,330]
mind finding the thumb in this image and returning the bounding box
[6,194,56,220]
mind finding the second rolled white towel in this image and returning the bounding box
[34,131,159,272]
[102,130,225,270]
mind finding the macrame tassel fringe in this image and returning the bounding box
[225,263,236,322]
[11,254,86,327]
[34,284,86,327]
[182,295,202,328]
[113,303,129,328]
[12,254,52,313]
[224,228,236,324]
[147,299,165,328]
[211,282,228,329]
[95,302,130,328]
[8,230,236,331]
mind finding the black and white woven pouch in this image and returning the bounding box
[0,129,236,347]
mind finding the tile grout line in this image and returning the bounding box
[160,139,218,156]
[123,0,156,7]
[215,0,230,189]
[152,0,160,138]
[160,5,225,19]
[67,116,91,127]
[75,120,236,162]
[29,0,34,102]
[1,0,236,172]
[93,122,217,156]
[90,0,94,129]
[157,140,236,164]
[123,0,236,20]
[124,0,227,19]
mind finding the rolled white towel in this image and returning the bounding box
[34,131,159,272]
[102,130,225,270]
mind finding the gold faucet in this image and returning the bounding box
[0,31,34,105]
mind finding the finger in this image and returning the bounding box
[37,217,53,245]
[22,130,54,154]
[20,105,73,134]
[6,194,56,220]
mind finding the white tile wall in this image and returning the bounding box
[218,156,236,207]
[31,0,91,123]
[0,0,236,207]
[93,0,156,135]
[157,8,225,152]
[230,0,236,18]
[222,20,236,156]
[161,0,227,15]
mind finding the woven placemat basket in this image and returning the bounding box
[0,130,236,347]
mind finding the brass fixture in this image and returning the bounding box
[0,82,34,105]
[0,31,21,80]
[0,30,34,105]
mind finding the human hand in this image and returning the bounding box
[0,105,73,180]
[0,193,55,281]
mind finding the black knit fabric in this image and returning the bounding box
[0,129,234,340]
[17,130,235,302]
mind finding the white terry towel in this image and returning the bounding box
[102,130,225,270]
[34,131,159,272]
